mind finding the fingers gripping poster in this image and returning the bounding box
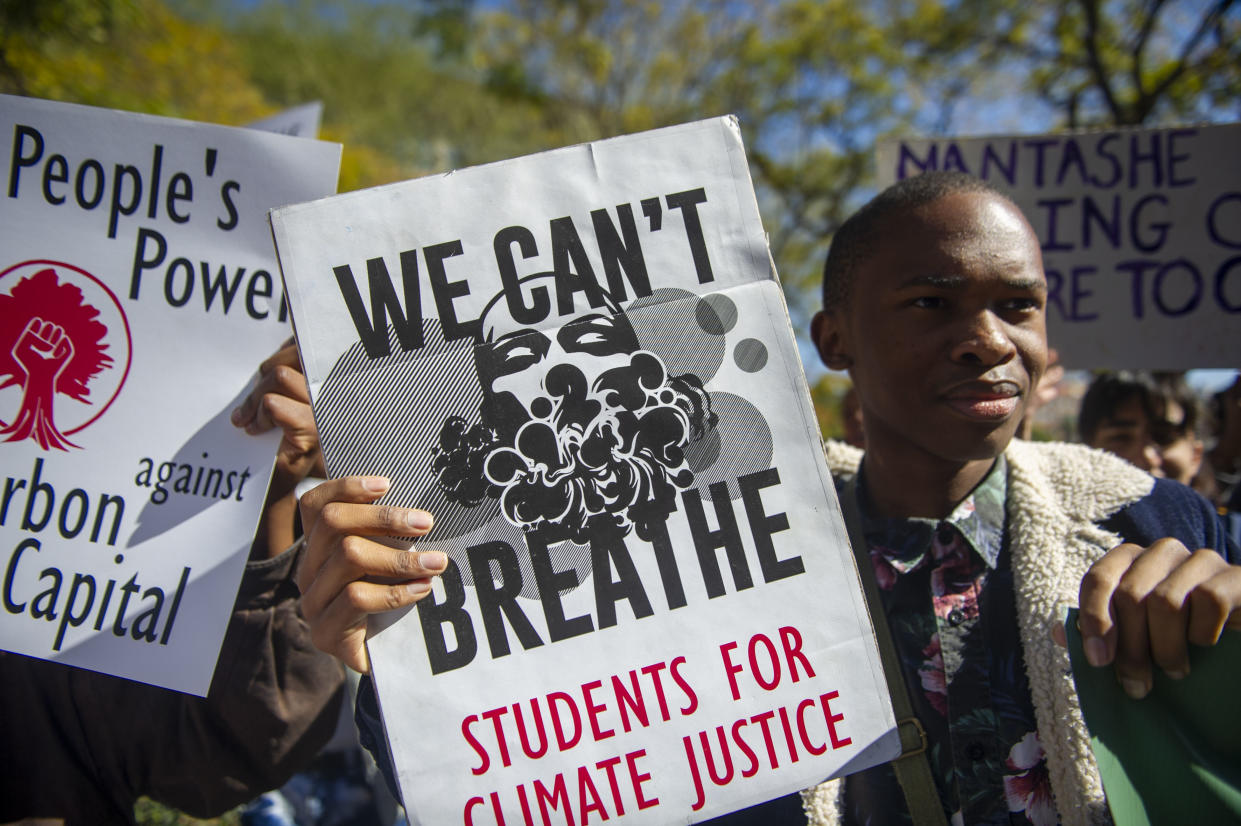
[0,95,340,694]
[273,117,898,824]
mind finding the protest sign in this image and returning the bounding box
[877,124,1241,369]
[247,102,324,138]
[0,95,340,695]
[272,116,898,824]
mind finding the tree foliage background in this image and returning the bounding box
[4,0,1237,439]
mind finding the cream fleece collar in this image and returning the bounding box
[1003,440,1151,825]
[805,439,1154,826]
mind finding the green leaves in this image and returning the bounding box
[8,0,1236,382]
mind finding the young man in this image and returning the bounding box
[802,171,1238,825]
[294,172,1240,824]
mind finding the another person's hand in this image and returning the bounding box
[231,339,325,558]
[297,476,445,673]
[231,338,325,494]
[1078,539,1241,698]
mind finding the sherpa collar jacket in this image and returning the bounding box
[803,438,1236,826]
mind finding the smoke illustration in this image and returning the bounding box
[433,312,715,544]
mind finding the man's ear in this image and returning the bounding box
[811,310,853,370]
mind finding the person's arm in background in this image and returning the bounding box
[138,340,347,815]
[236,340,326,560]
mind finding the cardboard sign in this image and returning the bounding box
[877,125,1241,369]
[0,95,340,695]
[273,116,897,825]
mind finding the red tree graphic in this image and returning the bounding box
[0,267,113,450]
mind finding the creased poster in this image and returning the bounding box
[272,116,897,824]
[247,102,324,138]
[0,95,340,695]
[877,124,1241,369]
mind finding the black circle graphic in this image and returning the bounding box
[734,338,768,372]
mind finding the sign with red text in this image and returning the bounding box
[273,117,898,824]
[877,124,1241,369]
[0,95,340,694]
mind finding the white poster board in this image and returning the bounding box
[273,116,897,824]
[247,102,324,138]
[0,95,340,695]
[877,124,1241,369]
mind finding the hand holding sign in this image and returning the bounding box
[231,339,325,491]
[296,477,443,673]
[226,340,326,559]
[1078,538,1241,698]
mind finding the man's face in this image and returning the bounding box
[480,313,639,432]
[816,191,1049,467]
[1090,395,1202,484]
[451,308,710,541]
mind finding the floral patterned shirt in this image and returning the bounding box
[837,457,1057,826]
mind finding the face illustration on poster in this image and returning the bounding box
[433,275,716,546]
[310,271,780,601]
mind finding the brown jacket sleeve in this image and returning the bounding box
[140,538,346,815]
[0,540,345,826]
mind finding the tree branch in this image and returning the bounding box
[1080,0,1126,122]
[1132,0,1170,96]
[1145,0,1237,111]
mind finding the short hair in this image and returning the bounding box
[1078,371,1203,445]
[1151,372,1201,440]
[821,170,1013,311]
[1078,371,1158,443]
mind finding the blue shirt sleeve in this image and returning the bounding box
[1100,478,1240,564]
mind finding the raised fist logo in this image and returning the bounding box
[16,318,75,375]
[0,265,122,451]
[6,318,77,445]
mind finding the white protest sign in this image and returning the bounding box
[273,116,898,825]
[0,95,340,695]
[877,124,1241,369]
[246,102,324,138]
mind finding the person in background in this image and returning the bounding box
[1078,370,1204,487]
[1208,375,1241,514]
[0,341,346,826]
[1202,374,1241,548]
[1078,368,1241,639]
